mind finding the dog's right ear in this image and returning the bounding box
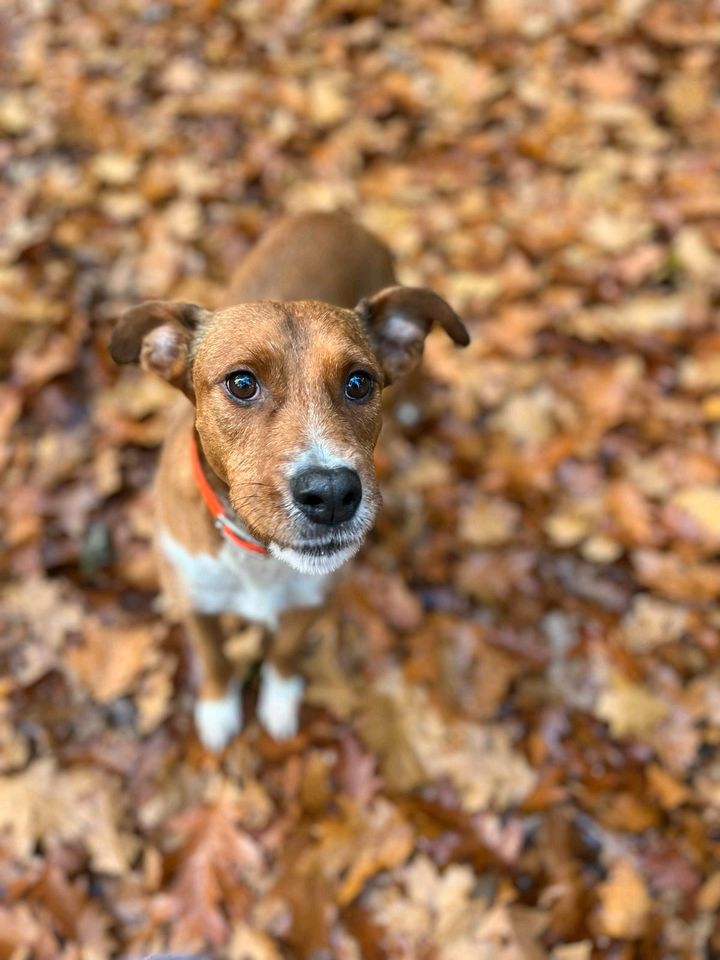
[109,300,211,396]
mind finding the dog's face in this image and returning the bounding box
[194,300,384,573]
[111,289,468,574]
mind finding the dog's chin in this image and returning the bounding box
[269,539,364,575]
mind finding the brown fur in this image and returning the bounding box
[224,212,396,306]
[110,212,469,743]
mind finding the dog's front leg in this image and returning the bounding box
[185,611,242,752]
[257,607,318,740]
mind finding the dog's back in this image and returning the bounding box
[223,212,396,308]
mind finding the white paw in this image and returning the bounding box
[257,664,304,740]
[194,681,242,752]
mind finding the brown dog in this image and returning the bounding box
[110,213,468,750]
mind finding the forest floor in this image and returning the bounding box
[3,1,720,957]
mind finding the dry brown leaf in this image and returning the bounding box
[367,854,492,958]
[597,859,651,940]
[633,549,720,602]
[551,943,593,960]
[364,673,536,811]
[460,493,520,547]
[621,594,689,653]
[154,802,264,950]
[0,760,132,874]
[697,872,720,913]
[66,619,160,704]
[2,578,84,684]
[226,924,282,960]
[646,763,690,811]
[324,799,413,905]
[4,3,720,957]
[670,485,720,541]
[135,663,175,733]
[595,675,668,740]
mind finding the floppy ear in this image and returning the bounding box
[356,286,469,384]
[109,300,211,396]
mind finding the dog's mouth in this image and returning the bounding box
[237,485,379,575]
[269,531,368,575]
[292,532,362,553]
[279,531,366,559]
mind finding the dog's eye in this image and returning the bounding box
[345,370,374,402]
[225,370,260,402]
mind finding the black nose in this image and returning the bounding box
[291,467,362,525]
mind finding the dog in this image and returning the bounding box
[110,212,469,750]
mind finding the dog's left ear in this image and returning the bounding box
[109,300,211,396]
[356,286,469,384]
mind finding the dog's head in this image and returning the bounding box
[110,289,468,574]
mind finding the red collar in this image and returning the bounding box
[189,435,268,556]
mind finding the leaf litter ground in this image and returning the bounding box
[3,1,720,957]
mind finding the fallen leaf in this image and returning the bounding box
[66,619,160,704]
[597,859,651,940]
[621,594,689,653]
[596,675,668,740]
[0,759,132,873]
[460,493,520,547]
[670,485,720,541]
[154,802,264,950]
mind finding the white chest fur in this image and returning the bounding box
[159,529,332,627]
